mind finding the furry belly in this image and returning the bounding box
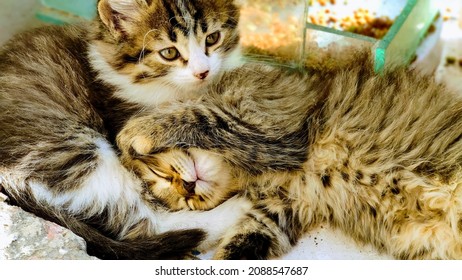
[300,139,462,259]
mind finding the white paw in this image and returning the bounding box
[196,196,251,250]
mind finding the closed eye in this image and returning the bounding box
[148,166,173,182]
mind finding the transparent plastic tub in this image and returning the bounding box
[304,0,439,72]
[240,0,439,72]
[239,0,308,67]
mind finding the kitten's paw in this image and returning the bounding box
[213,232,273,260]
[130,135,156,155]
[212,206,294,260]
[195,196,254,251]
[117,113,188,160]
[117,120,158,159]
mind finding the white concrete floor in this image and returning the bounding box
[1,0,462,260]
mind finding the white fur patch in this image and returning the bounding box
[29,138,143,216]
[188,36,210,77]
[222,46,245,70]
[156,196,252,250]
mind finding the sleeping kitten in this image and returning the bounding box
[118,53,462,259]
[129,148,239,211]
[0,0,247,259]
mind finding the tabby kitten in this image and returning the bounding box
[0,0,249,259]
[118,53,462,259]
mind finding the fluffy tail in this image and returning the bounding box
[63,216,206,260]
[3,192,205,260]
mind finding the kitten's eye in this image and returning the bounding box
[159,47,180,61]
[206,32,221,47]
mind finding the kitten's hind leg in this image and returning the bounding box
[212,174,307,260]
[157,195,254,252]
[384,212,462,259]
[212,208,293,260]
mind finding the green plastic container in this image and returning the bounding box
[36,0,97,24]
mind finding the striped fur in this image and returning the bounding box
[118,53,462,259]
[0,0,244,259]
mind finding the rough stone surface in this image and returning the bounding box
[0,0,94,261]
[0,193,96,260]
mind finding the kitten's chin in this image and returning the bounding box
[172,76,213,92]
[190,79,212,89]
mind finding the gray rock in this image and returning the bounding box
[0,193,96,260]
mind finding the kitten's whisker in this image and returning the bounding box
[140,29,160,63]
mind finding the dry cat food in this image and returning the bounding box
[240,7,301,51]
[308,0,395,39]
[239,0,305,61]
[308,7,394,39]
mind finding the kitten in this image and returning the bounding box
[118,52,462,259]
[0,0,248,259]
[130,148,239,211]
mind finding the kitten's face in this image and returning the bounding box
[130,148,238,211]
[92,0,242,105]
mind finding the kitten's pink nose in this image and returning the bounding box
[194,70,209,80]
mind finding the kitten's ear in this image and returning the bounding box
[98,0,149,38]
